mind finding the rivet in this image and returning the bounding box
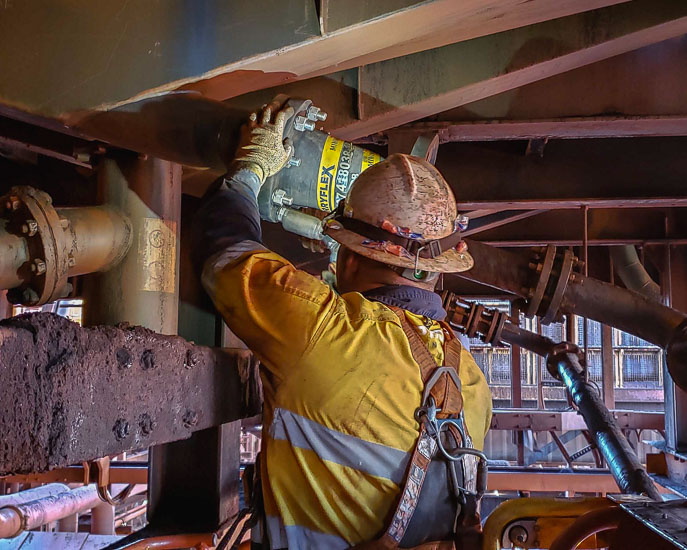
[138,413,155,436]
[141,349,156,370]
[184,349,200,369]
[115,348,133,370]
[113,419,130,441]
[182,410,199,428]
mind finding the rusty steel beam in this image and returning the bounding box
[396,116,687,142]
[490,410,664,432]
[487,469,656,495]
[483,239,687,248]
[472,209,677,247]
[0,0,625,120]
[436,139,687,211]
[433,36,687,126]
[462,210,547,237]
[334,0,687,140]
[1,463,148,486]
[0,313,261,476]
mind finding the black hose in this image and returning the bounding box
[549,351,662,500]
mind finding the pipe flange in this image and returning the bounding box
[2,186,70,306]
[526,245,556,318]
[542,249,576,324]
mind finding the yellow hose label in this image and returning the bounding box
[317,136,344,212]
[362,149,382,172]
[140,218,177,293]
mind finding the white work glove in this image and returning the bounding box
[234,99,294,183]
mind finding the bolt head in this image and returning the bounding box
[32,258,46,275]
[67,255,76,267]
[5,197,19,211]
[306,105,328,122]
[294,115,316,132]
[22,220,39,236]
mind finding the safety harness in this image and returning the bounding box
[354,308,487,550]
[222,307,487,550]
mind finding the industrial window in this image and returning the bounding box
[467,300,664,400]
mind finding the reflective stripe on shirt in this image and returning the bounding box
[265,514,349,550]
[270,407,411,485]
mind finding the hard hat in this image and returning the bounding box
[323,154,473,273]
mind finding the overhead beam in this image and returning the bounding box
[0,313,261,476]
[460,197,687,211]
[434,36,687,125]
[0,0,626,119]
[462,210,547,237]
[397,115,687,142]
[473,208,681,247]
[334,0,687,140]
[436,138,687,210]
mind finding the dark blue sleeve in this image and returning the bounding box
[192,168,263,276]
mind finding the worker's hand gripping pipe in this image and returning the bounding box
[254,98,381,256]
[442,292,662,501]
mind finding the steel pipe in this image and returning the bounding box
[83,157,180,334]
[460,239,530,297]
[0,485,101,538]
[0,220,28,290]
[0,187,133,305]
[561,275,685,349]
[0,483,69,508]
[58,205,132,277]
[610,245,661,300]
[456,241,687,391]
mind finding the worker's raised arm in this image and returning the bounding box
[192,100,336,379]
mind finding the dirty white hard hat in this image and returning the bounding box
[324,154,473,273]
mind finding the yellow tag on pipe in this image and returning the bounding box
[317,136,344,212]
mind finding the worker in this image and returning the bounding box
[193,98,492,550]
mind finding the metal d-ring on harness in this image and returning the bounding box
[414,367,489,499]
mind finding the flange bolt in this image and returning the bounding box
[21,220,39,236]
[32,258,46,275]
[306,105,328,122]
[294,115,316,131]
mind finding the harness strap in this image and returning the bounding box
[364,307,464,549]
[390,307,463,418]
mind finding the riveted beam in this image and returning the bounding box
[334,0,687,140]
[0,313,261,476]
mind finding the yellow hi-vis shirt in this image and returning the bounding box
[202,243,492,549]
